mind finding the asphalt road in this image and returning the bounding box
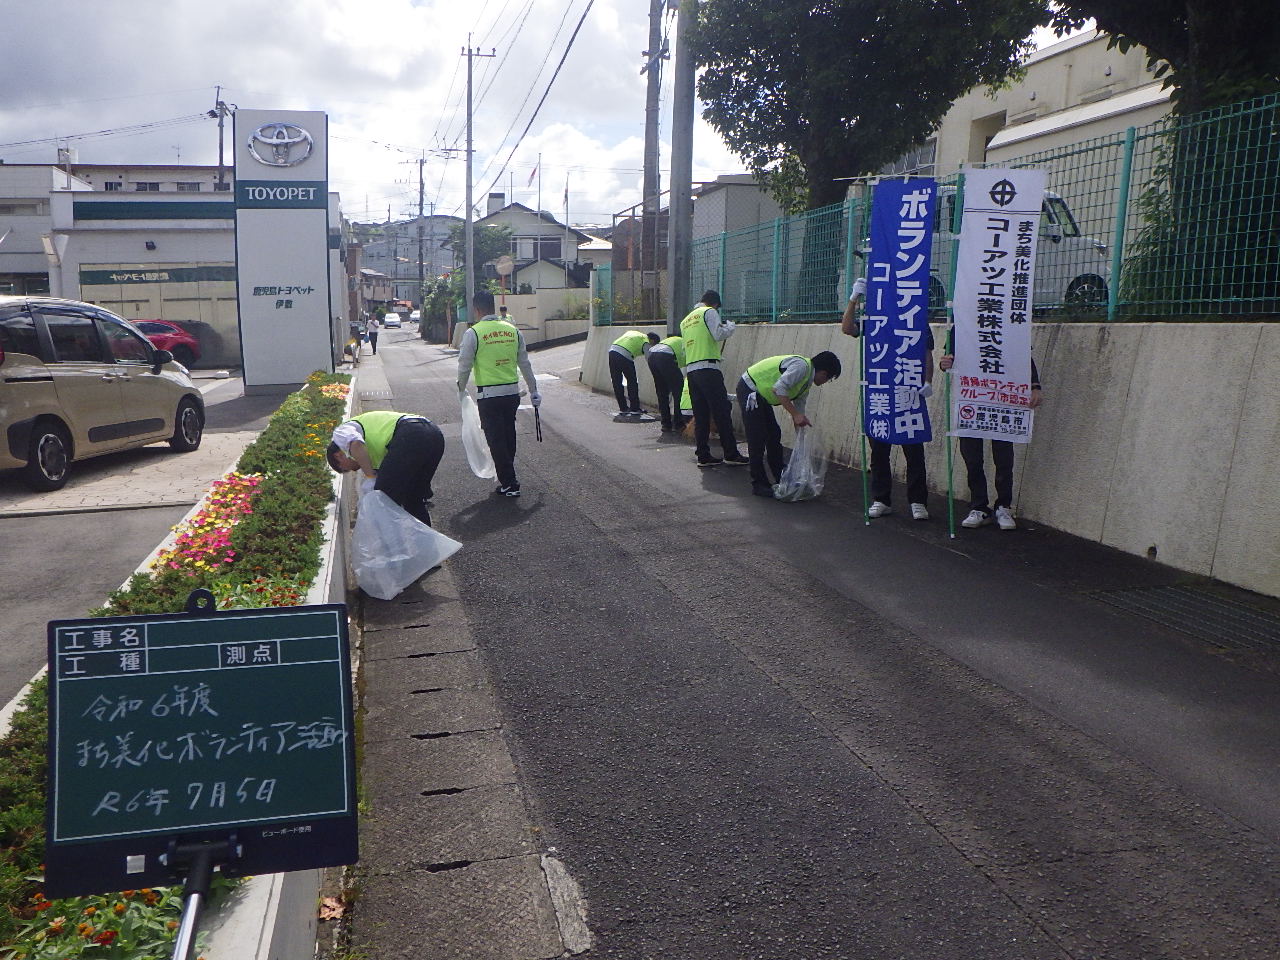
[359,328,1280,959]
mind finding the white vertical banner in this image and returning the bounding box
[950,168,1045,443]
[234,109,332,390]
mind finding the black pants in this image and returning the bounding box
[477,393,521,490]
[368,330,379,354]
[687,366,739,459]
[868,439,927,506]
[647,352,685,429]
[959,436,1014,512]
[608,351,641,413]
[374,418,444,526]
[735,381,785,486]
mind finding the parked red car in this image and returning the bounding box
[134,320,201,368]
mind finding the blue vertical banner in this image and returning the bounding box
[863,179,937,445]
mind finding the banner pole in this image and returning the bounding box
[857,185,872,523]
[945,172,966,540]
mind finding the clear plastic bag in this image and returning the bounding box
[773,426,827,502]
[459,390,496,479]
[352,491,463,599]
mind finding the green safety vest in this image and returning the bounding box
[658,335,686,367]
[681,305,721,363]
[472,318,520,386]
[612,330,648,358]
[746,355,813,406]
[351,411,404,468]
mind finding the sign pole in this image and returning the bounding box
[169,838,236,960]
[945,173,965,540]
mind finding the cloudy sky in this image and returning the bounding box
[1,2,1070,229]
[0,0,748,228]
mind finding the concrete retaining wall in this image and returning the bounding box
[581,321,1280,598]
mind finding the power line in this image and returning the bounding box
[478,0,596,203]
[0,114,212,151]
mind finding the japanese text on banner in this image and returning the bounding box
[949,168,1045,443]
[863,179,937,445]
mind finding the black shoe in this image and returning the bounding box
[722,452,750,465]
[696,455,723,467]
[496,485,521,497]
[752,483,776,499]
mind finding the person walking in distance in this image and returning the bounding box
[646,331,687,432]
[457,290,541,497]
[680,290,748,467]
[367,315,381,355]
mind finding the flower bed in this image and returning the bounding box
[0,372,351,959]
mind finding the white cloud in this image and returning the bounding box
[0,0,750,228]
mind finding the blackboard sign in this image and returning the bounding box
[45,601,358,898]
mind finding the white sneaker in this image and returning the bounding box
[868,501,891,518]
[995,506,1017,530]
[910,503,929,521]
[961,509,992,528]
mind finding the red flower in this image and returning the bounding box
[95,929,118,945]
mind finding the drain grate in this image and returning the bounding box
[1092,585,1280,653]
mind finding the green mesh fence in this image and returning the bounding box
[643,92,1278,324]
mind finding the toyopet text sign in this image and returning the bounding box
[864,179,937,445]
[234,108,333,391]
[44,604,358,898]
[950,168,1045,442]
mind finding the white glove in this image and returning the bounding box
[744,391,759,412]
[918,383,933,400]
[531,393,542,408]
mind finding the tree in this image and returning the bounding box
[694,0,1050,211]
[1050,2,1280,114]
[445,222,514,268]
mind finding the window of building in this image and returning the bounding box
[511,236,562,260]
[213,182,231,191]
[104,181,124,192]
[134,182,160,192]
[176,182,202,192]
[0,201,45,215]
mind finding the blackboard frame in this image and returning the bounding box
[44,600,358,899]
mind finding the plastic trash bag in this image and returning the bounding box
[352,491,462,599]
[459,390,496,479]
[773,427,827,502]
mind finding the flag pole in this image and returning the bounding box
[944,172,966,540]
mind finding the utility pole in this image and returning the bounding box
[212,86,231,189]
[666,0,696,335]
[641,0,668,319]
[462,38,497,326]
[417,154,426,314]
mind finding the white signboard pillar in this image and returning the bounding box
[234,109,333,391]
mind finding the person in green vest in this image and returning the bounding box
[457,289,541,497]
[680,290,748,467]
[645,331,687,432]
[736,351,842,498]
[327,410,445,524]
[608,328,650,417]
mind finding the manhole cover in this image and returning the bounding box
[1092,585,1280,653]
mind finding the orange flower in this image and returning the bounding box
[82,906,97,916]
[33,900,52,912]
[113,901,127,914]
